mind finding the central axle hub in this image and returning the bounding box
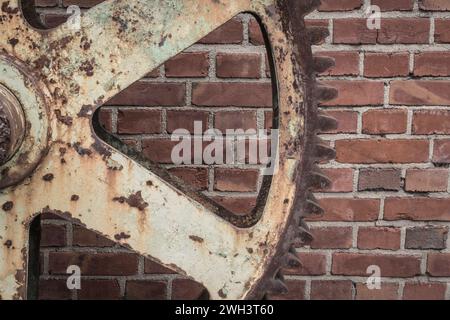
[0,84,25,166]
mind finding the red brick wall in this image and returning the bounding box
[35,0,450,300]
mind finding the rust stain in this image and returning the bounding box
[189,235,204,243]
[113,191,148,211]
[2,201,13,211]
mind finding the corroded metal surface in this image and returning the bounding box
[0,0,337,300]
[0,84,25,165]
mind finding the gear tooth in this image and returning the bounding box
[305,193,324,215]
[309,168,332,190]
[307,26,330,45]
[315,84,338,102]
[318,113,338,132]
[298,226,314,244]
[313,56,335,74]
[285,252,301,268]
[314,140,336,161]
[267,279,289,295]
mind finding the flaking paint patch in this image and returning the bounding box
[0,274,20,300]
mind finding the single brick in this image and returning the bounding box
[310,280,353,300]
[316,51,360,76]
[171,279,208,300]
[48,252,139,276]
[214,111,257,132]
[419,0,450,11]
[319,0,363,11]
[336,139,429,164]
[364,52,409,77]
[40,224,67,247]
[142,139,181,164]
[405,169,448,192]
[333,19,377,44]
[413,110,450,134]
[320,80,384,106]
[435,19,450,43]
[390,81,450,105]
[98,108,113,132]
[332,252,421,277]
[384,198,450,221]
[144,258,176,274]
[415,52,450,76]
[42,14,69,28]
[199,19,243,44]
[117,109,161,134]
[433,139,450,163]
[211,196,257,215]
[266,280,306,300]
[125,280,167,300]
[166,110,209,134]
[284,252,327,276]
[405,226,448,249]
[362,109,408,134]
[427,253,450,276]
[38,280,72,300]
[264,111,273,130]
[306,198,380,222]
[310,227,353,249]
[403,282,447,300]
[62,0,102,7]
[378,18,430,44]
[192,82,272,107]
[78,280,121,300]
[106,82,185,106]
[72,225,115,247]
[35,0,58,6]
[371,0,414,11]
[317,168,354,192]
[214,168,259,192]
[168,167,208,191]
[248,18,265,45]
[216,53,261,78]
[165,52,209,78]
[319,110,358,134]
[355,282,399,300]
[357,227,401,250]
[358,168,402,191]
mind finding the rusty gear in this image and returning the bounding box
[0,0,337,300]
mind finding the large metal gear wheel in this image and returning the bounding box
[0,0,338,300]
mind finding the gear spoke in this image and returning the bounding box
[35,0,272,116]
[0,0,42,62]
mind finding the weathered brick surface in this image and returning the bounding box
[358,169,402,191]
[332,253,422,277]
[37,2,450,301]
[310,280,353,300]
[357,227,401,250]
[405,169,448,192]
[364,53,410,77]
[372,0,414,11]
[362,109,408,134]
[310,226,353,249]
[355,282,399,300]
[405,226,448,249]
[403,282,447,300]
